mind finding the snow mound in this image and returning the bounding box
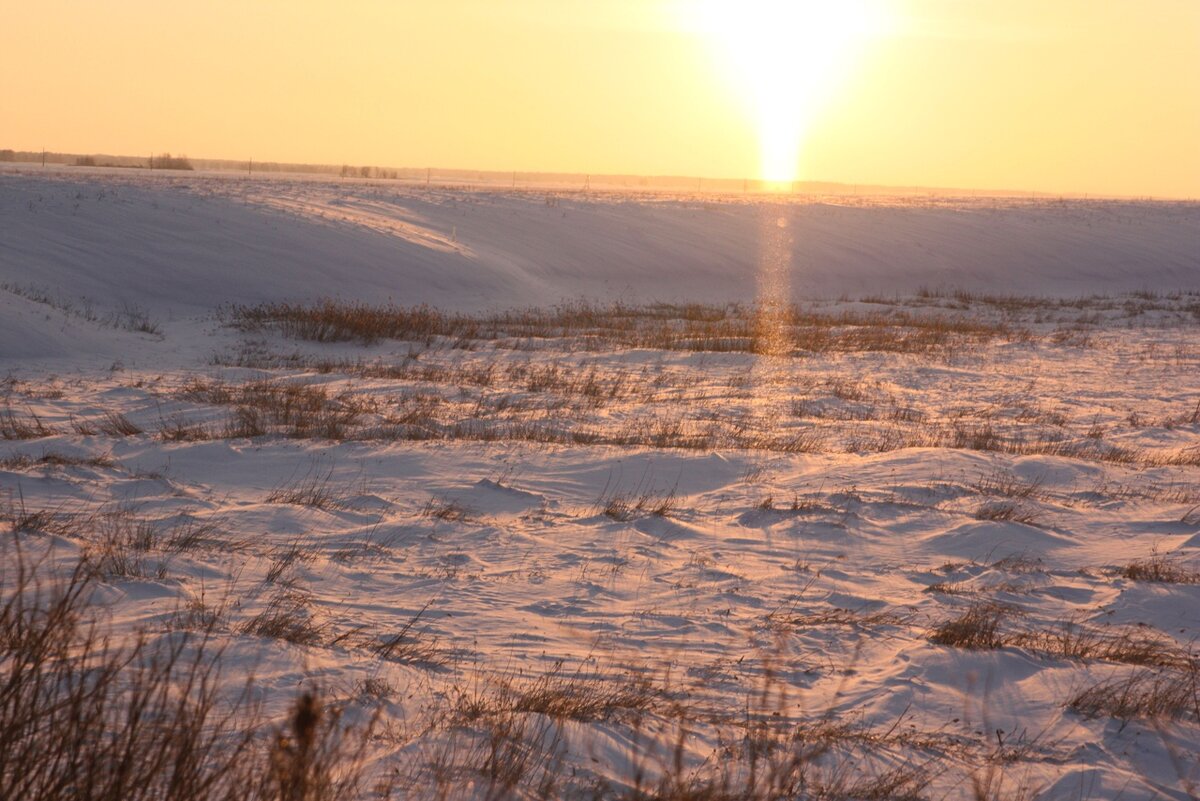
[3,169,1197,319]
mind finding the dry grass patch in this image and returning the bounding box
[264,539,317,584]
[924,581,972,596]
[168,595,228,632]
[158,413,212,442]
[972,501,1041,525]
[597,485,679,521]
[229,380,367,440]
[0,407,56,440]
[1119,552,1200,584]
[928,607,1191,668]
[0,538,371,801]
[1068,667,1199,721]
[355,601,450,669]
[790,608,912,629]
[421,496,474,522]
[929,603,1012,650]
[162,516,234,553]
[231,299,1037,357]
[237,590,327,646]
[1146,446,1200,468]
[266,467,354,511]
[990,554,1043,574]
[0,451,115,470]
[184,377,369,440]
[1014,622,1191,668]
[454,663,660,724]
[97,411,143,436]
[4,496,86,538]
[972,469,1047,501]
[83,507,167,579]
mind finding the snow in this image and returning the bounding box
[3,166,1198,319]
[2,165,1199,798]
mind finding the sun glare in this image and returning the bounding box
[691,0,888,183]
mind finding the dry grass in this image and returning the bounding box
[929,603,1011,650]
[924,581,971,596]
[929,605,1192,669]
[6,295,1199,797]
[1120,552,1200,584]
[6,505,82,538]
[6,498,238,567]
[1,281,163,336]
[0,451,115,470]
[169,595,229,632]
[0,536,370,801]
[228,380,366,440]
[421,496,474,522]
[0,407,56,440]
[230,299,1037,356]
[972,470,1047,501]
[972,501,1041,525]
[1014,622,1191,668]
[238,590,327,646]
[789,607,912,629]
[3,517,1071,800]
[43,355,1192,470]
[97,410,144,436]
[1068,667,1199,721]
[266,467,354,511]
[596,485,679,521]
[182,378,368,440]
[158,412,213,442]
[162,516,234,553]
[264,539,316,584]
[453,662,660,725]
[83,506,168,579]
[360,601,449,668]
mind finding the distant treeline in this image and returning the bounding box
[149,153,194,170]
[0,146,1064,197]
[0,148,388,177]
[1,149,193,171]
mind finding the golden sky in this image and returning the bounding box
[4,0,1198,197]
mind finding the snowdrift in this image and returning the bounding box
[3,168,1197,319]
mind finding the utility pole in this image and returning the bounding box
[248,158,252,176]
[583,174,590,192]
[512,171,516,189]
[426,168,431,188]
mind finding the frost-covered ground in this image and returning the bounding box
[2,167,1200,800]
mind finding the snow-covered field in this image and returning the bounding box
[3,167,1200,800]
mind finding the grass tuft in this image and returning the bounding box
[929,603,1011,650]
[1068,667,1199,720]
[1120,551,1200,584]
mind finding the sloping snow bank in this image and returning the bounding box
[3,168,1197,320]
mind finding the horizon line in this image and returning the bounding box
[2,145,1194,202]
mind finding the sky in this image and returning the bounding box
[3,0,1198,197]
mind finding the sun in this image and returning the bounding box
[689,0,888,184]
